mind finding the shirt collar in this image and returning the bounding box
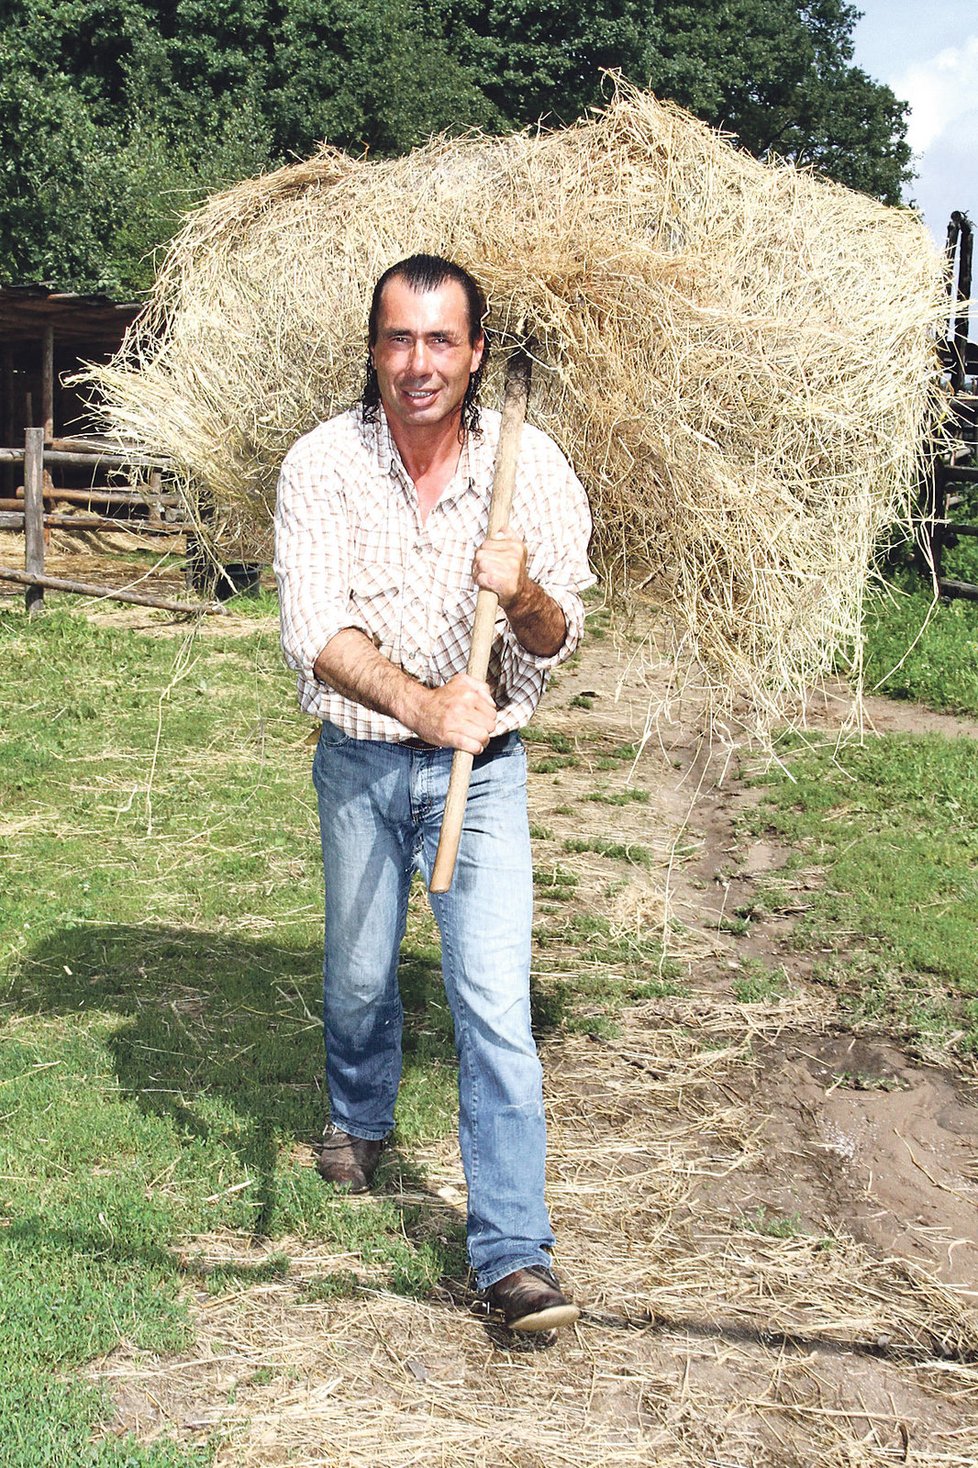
[358,404,483,505]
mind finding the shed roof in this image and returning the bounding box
[0,284,140,347]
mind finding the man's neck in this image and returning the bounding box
[384,409,466,520]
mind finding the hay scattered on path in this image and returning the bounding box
[87,1000,978,1468]
[87,82,948,729]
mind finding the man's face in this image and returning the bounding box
[370,275,484,436]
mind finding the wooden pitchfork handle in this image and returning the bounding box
[428,348,533,893]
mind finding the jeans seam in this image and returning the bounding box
[439,913,478,1203]
[478,1252,555,1291]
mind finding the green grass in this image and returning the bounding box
[562,836,655,867]
[730,960,789,1004]
[749,732,978,1054]
[584,787,650,806]
[737,1208,807,1239]
[533,913,685,1035]
[0,603,464,1463]
[862,576,978,716]
[522,725,580,772]
[0,600,678,1460]
[594,742,640,769]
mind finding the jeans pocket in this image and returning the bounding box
[319,719,351,748]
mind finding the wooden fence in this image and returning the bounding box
[928,211,978,600]
[0,428,224,615]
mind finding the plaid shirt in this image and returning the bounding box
[274,406,594,740]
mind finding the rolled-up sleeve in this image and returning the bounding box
[496,431,595,689]
[273,441,367,684]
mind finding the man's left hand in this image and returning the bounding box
[472,527,528,610]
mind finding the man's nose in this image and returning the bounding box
[409,338,430,374]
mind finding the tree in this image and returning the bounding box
[0,0,913,295]
[641,0,912,203]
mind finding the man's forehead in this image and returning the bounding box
[376,275,471,323]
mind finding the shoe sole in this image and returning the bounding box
[506,1302,580,1333]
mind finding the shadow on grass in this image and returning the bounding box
[7,919,569,1299]
[8,924,460,1231]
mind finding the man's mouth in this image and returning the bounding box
[403,388,437,402]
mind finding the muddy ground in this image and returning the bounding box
[5,531,978,1465]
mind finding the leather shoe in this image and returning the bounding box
[316,1125,383,1192]
[486,1265,580,1333]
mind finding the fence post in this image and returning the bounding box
[24,427,45,616]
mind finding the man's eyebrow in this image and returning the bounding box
[380,324,463,339]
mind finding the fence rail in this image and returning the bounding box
[0,427,222,616]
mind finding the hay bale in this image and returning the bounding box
[85,82,948,727]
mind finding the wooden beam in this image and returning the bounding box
[23,427,45,615]
[42,324,55,440]
[0,509,190,531]
[43,448,171,470]
[5,485,182,507]
[0,563,225,615]
[939,577,978,601]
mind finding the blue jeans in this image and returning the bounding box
[312,721,556,1289]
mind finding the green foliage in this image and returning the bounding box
[0,0,912,294]
[644,0,911,202]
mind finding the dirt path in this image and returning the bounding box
[75,610,978,1467]
[10,535,971,1463]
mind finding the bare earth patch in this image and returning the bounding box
[21,569,973,1464]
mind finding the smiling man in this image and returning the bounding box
[274,254,593,1333]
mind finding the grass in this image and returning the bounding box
[533,913,685,1035]
[738,1208,805,1238]
[585,787,650,806]
[748,732,978,1054]
[730,960,789,1004]
[0,602,465,1464]
[862,567,978,717]
[562,836,655,867]
[0,597,683,1462]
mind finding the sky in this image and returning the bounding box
[851,0,978,245]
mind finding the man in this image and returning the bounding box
[274,254,593,1333]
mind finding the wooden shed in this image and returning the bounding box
[0,284,139,449]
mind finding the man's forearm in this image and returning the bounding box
[471,528,567,658]
[313,628,497,753]
[502,579,567,658]
[313,629,424,728]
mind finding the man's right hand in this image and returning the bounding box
[409,673,497,753]
[314,630,496,752]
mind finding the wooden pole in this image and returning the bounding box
[0,564,225,615]
[429,350,532,894]
[23,427,45,615]
[0,510,189,532]
[956,217,973,389]
[1,346,13,499]
[42,325,55,441]
[4,485,182,507]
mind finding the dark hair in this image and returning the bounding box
[361,253,489,432]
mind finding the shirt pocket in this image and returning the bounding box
[349,560,404,660]
[432,586,508,689]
